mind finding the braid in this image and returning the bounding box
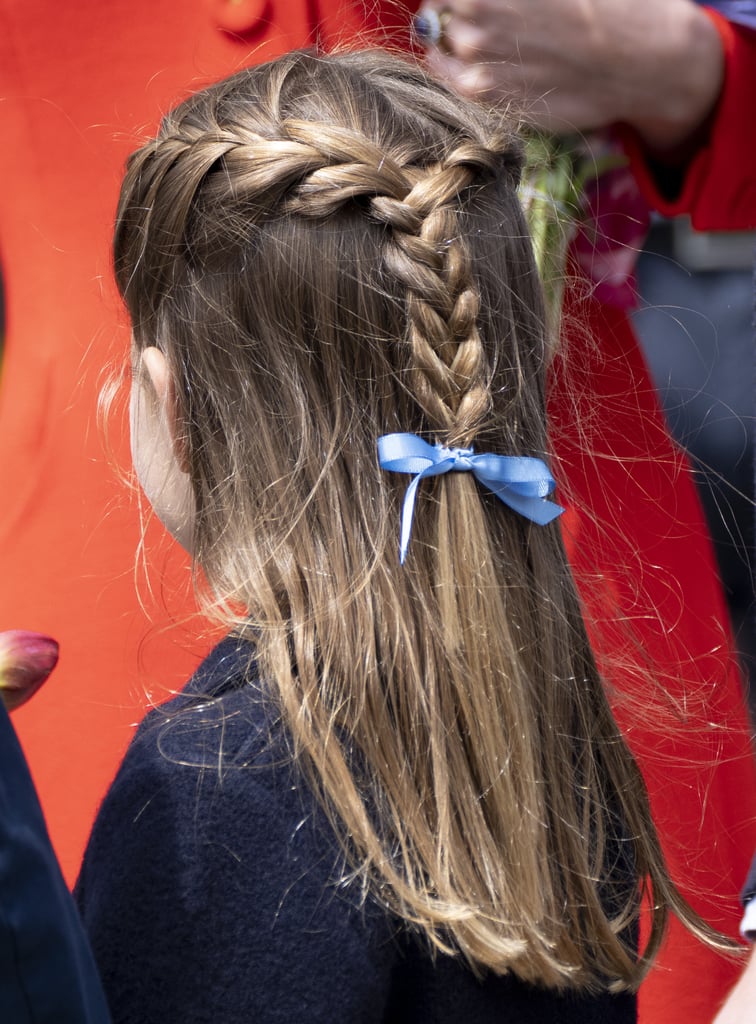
[371,150,496,446]
[132,106,512,448]
[283,126,511,446]
[376,142,509,446]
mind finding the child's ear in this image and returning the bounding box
[140,347,190,473]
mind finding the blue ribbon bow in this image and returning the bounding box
[377,432,564,563]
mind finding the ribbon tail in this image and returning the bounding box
[493,487,564,525]
[398,474,424,564]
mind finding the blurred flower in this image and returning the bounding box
[0,630,59,712]
[570,137,651,309]
[518,130,582,320]
[519,130,649,321]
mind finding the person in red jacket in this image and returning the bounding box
[0,1,753,1021]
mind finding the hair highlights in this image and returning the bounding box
[116,48,727,989]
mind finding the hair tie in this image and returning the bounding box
[378,433,564,564]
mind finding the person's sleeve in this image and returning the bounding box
[75,718,396,1024]
[623,9,756,230]
[0,702,110,1024]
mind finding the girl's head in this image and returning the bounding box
[120,48,546,591]
[118,49,719,990]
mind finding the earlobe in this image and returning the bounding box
[140,347,190,473]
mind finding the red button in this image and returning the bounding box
[208,0,270,35]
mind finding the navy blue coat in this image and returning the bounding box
[76,638,636,1023]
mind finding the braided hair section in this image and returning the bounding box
[283,122,513,447]
[118,72,521,454]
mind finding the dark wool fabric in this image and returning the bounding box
[0,701,110,1023]
[75,637,637,1024]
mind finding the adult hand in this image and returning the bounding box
[713,948,756,1024]
[421,0,724,151]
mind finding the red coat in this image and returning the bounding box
[0,4,753,1022]
[600,11,756,1019]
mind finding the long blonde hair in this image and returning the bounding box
[116,48,725,990]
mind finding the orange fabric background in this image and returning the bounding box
[0,3,754,1022]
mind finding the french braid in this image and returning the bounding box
[287,124,509,444]
[126,101,516,448]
